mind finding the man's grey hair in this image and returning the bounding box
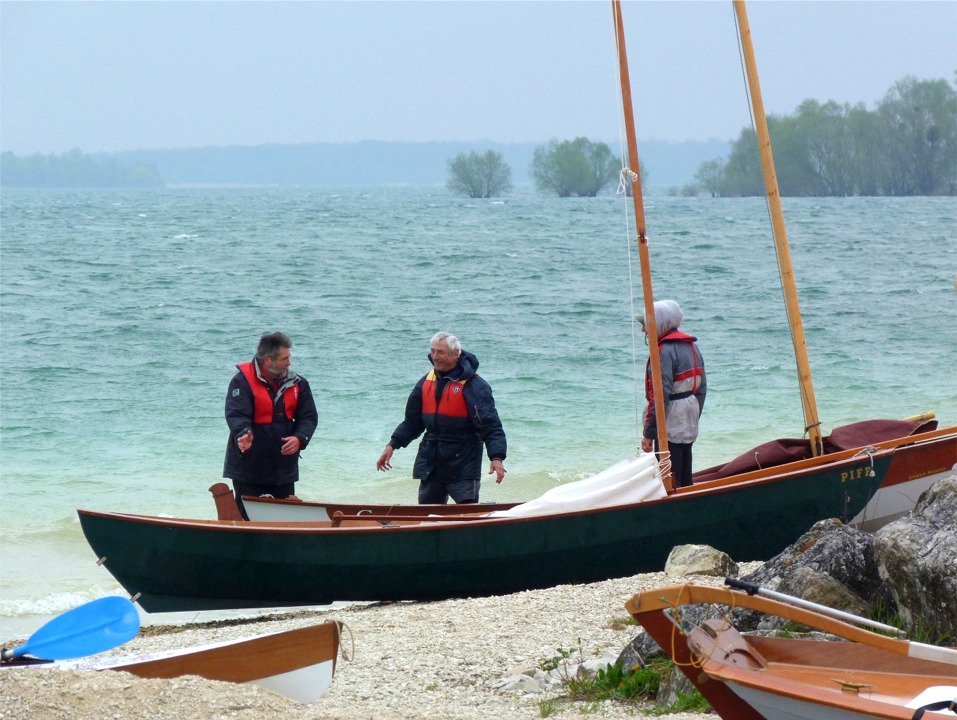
[255,331,292,362]
[430,331,461,354]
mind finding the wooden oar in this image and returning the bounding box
[725,577,903,636]
[0,596,140,663]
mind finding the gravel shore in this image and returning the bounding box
[0,569,741,720]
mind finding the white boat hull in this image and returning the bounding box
[852,465,956,532]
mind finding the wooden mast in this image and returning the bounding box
[611,0,673,490]
[732,1,824,456]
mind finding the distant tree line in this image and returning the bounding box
[694,75,957,197]
[1,149,164,188]
[449,74,956,199]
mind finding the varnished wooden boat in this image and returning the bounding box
[626,583,957,720]
[80,448,893,613]
[21,621,344,704]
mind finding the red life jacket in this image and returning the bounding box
[645,331,704,401]
[238,361,298,425]
[421,371,469,428]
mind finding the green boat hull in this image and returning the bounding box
[78,454,888,612]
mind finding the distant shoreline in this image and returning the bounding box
[1,139,730,191]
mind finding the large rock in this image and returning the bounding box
[873,475,957,642]
[741,518,879,600]
[664,544,738,578]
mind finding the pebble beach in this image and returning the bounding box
[0,569,741,720]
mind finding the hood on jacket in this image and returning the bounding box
[428,349,480,381]
[644,299,683,339]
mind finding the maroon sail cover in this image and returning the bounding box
[692,419,937,484]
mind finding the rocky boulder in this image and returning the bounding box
[664,544,738,578]
[741,517,880,601]
[873,474,957,643]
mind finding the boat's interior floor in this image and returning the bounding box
[695,626,956,708]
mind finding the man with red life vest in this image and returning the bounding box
[376,332,507,504]
[640,300,707,489]
[223,332,319,519]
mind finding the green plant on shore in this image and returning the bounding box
[565,660,663,702]
[538,640,584,680]
[562,659,711,715]
[536,649,712,716]
[869,596,954,647]
[538,696,558,717]
[648,689,710,715]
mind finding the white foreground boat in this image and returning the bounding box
[20,621,345,704]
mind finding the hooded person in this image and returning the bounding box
[640,300,707,488]
[376,331,507,504]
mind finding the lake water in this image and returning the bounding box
[1,187,955,641]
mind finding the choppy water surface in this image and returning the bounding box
[2,188,955,639]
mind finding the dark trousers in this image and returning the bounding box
[231,480,295,520]
[654,441,694,488]
[417,464,479,505]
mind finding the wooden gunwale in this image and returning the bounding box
[238,426,953,522]
[245,496,517,515]
[111,621,341,681]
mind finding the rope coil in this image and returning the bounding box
[618,167,638,195]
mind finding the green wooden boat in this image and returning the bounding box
[78,444,889,613]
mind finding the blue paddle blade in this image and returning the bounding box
[8,596,140,661]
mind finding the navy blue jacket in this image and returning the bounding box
[389,350,507,482]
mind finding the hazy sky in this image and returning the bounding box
[2,1,955,155]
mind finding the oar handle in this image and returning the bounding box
[725,577,759,594]
[0,650,48,665]
[724,577,903,636]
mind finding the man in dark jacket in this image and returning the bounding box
[223,332,319,518]
[376,332,507,504]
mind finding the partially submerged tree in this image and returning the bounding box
[693,159,725,197]
[446,150,513,198]
[530,137,620,197]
